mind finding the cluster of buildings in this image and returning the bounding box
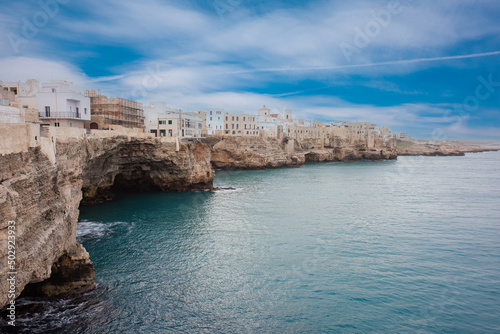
[1,79,396,146]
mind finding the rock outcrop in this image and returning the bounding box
[396,140,500,156]
[206,135,397,169]
[297,137,397,163]
[81,137,214,204]
[0,134,214,308]
[207,136,304,169]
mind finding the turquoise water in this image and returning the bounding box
[6,152,500,333]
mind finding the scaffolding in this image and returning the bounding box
[86,90,145,129]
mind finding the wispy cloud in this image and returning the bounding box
[232,51,500,74]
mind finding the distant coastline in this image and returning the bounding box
[396,139,500,156]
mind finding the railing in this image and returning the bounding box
[39,111,81,119]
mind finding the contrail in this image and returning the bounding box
[233,51,500,74]
[87,74,128,83]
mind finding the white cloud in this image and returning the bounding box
[0,57,88,84]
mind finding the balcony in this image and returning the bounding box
[39,111,82,119]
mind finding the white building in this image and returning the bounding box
[37,81,90,128]
[206,109,225,135]
[153,111,204,139]
[143,102,180,135]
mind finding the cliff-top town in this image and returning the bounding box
[0,79,404,147]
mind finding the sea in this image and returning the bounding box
[2,152,500,333]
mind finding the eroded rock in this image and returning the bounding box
[0,136,214,308]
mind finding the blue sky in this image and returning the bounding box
[1,0,499,139]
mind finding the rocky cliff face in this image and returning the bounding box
[297,137,397,163]
[81,137,214,204]
[208,136,304,169]
[0,136,214,308]
[206,135,397,170]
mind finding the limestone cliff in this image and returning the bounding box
[297,137,397,163]
[207,136,304,169]
[0,133,214,308]
[81,137,214,204]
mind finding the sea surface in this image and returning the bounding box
[3,152,500,333]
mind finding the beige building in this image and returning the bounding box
[287,120,322,141]
[224,113,260,136]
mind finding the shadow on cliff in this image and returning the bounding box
[80,139,214,206]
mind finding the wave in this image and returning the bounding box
[76,220,127,242]
[212,187,243,193]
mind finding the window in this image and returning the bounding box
[168,120,173,125]
[236,124,239,129]
[246,131,249,135]
[45,106,50,117]
[52,88,56,93]
[210,111,212,115]
[168,129,173,136]
[159,120,166,125]
[218,117,220,120]
[226,116,228,121]
[232,131,235,134]
[22,105,28,109]
[243,117,246,121]
[232,116,234,121]
[210,117,212,121]
[54,122,60,127]
[160,130,166,137]
[226,124,228,129]
[76,107,79,118]
[238,131,241,134]
[244,124,247,129]
[232,124,234,129]
[236,117,239,121]
[84,108,87,114]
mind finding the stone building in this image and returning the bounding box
[224,113,260,136]
[1,79,40,124]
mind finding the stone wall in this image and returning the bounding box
[0,106,24,124]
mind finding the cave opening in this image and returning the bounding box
[110,169,162,194]
[81,167,165,206]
